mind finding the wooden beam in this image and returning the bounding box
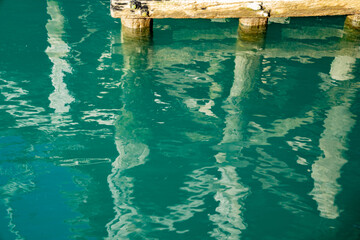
[111,0,360,19]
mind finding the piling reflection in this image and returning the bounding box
[240,21,359,224]
[46,0,74,123]
[0,1,67,238]
[310,86,356,219]
[120,25,153,70]
[106,101,151,239]
[210,40,264,237]
[309,31,359,219]
[232,33,320,223]
[250,110,313,215]
[328,23,359,82]
[106,29,153,239]
[238,22,267,49]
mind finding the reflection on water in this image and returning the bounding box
[106,34,152,237]
[46,0,74,115]
[0,78,48,128]
[209,166,248,239]
[329,56,356,81]
[310,54,358,219]
[0,164,35,240]
[1,7,360,239]
[106,81,151,239]
[210,50,262,238]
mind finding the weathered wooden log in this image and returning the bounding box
[111,0,360,19]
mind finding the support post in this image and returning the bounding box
[238,18,268,44]
[343,14,360,43]
[118,18,153,69]
[121,18,153,30]
[121,18,153,38]
[120,18,153,69]
[345,14,360,29]
[239,17,268,28]
[329,16,359,81]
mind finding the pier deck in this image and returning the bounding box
[111,0,360,19]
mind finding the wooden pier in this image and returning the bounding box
[111,0,360,32]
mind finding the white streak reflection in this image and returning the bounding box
[106,138,150,239]
[249,110,313,214]
[150,167,216,232]
[329,56,356,81]
[46,0,74,114]
[209,166,248,239]
[0,164,35,240]
[81,109,118,126]
[239,57,316,214]
[0,78,48,128]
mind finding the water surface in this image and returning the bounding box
[1,1,360,239]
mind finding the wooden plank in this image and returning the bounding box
[111,0,360,19]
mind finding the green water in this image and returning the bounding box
[1,0,360,239]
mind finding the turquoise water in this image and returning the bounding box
[1,0,360,239]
